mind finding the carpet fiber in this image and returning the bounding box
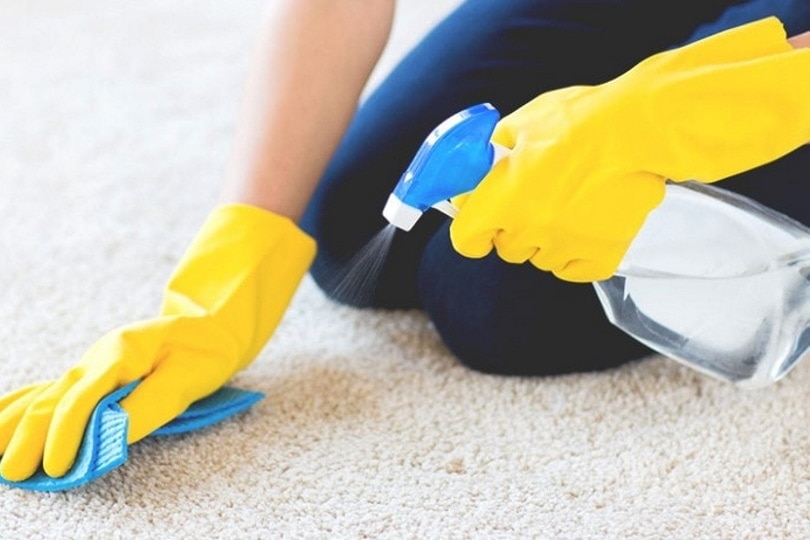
[0,1,808,537]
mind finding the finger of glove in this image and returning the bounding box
[119,351,233,444]
[0,383,51,454]
[42,368,123,478]
[0,382,48,412]
[36,321,172,477]
[491,224,561,266]
[563,181,655,283]
[449,161,515,259]
[524,226,631,280]
[552,250,626,283]
[449,218,496,259]
[0,372,79,482]
[492,230,538,265]
[537,170,663,281]
[527,240,581,275]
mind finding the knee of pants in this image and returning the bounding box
[301,160,448,310]
[417,224,652,377]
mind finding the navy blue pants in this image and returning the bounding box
[300,0,810,376]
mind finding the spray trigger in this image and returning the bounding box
[383,103,509,231]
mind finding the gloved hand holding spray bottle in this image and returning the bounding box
[384,17,810,389]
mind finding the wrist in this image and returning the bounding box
[788,31,810,49]
[219,178,311,223]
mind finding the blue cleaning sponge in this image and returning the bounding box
[0,382,264,492]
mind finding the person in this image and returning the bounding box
[0,0,808,483]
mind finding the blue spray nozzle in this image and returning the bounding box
[383,103,502,231]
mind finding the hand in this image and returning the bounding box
[0,204,315,481]
[450,16,810,282]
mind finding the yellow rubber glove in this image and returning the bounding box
[450,17,810,282]
[0,204,315,481]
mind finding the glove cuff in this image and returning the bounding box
[177,203,317,296]
[161,203,317,365]
[206,203,317,265]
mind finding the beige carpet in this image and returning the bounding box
[1,1,808,538]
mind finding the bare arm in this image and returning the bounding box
[221,0,396,221]
[788,31,810,49]
[788,31,810,144]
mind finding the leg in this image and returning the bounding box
[417,225,653,376]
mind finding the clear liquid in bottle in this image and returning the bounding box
[594,181,810,388]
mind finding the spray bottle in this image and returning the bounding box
[383,103,810,389]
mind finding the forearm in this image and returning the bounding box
[788,31,810,49]
[788,31,810,144]
[221,0,396,221]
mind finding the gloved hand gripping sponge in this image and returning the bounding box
[0,382,264,492]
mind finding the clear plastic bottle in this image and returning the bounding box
[594,181,810,388]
